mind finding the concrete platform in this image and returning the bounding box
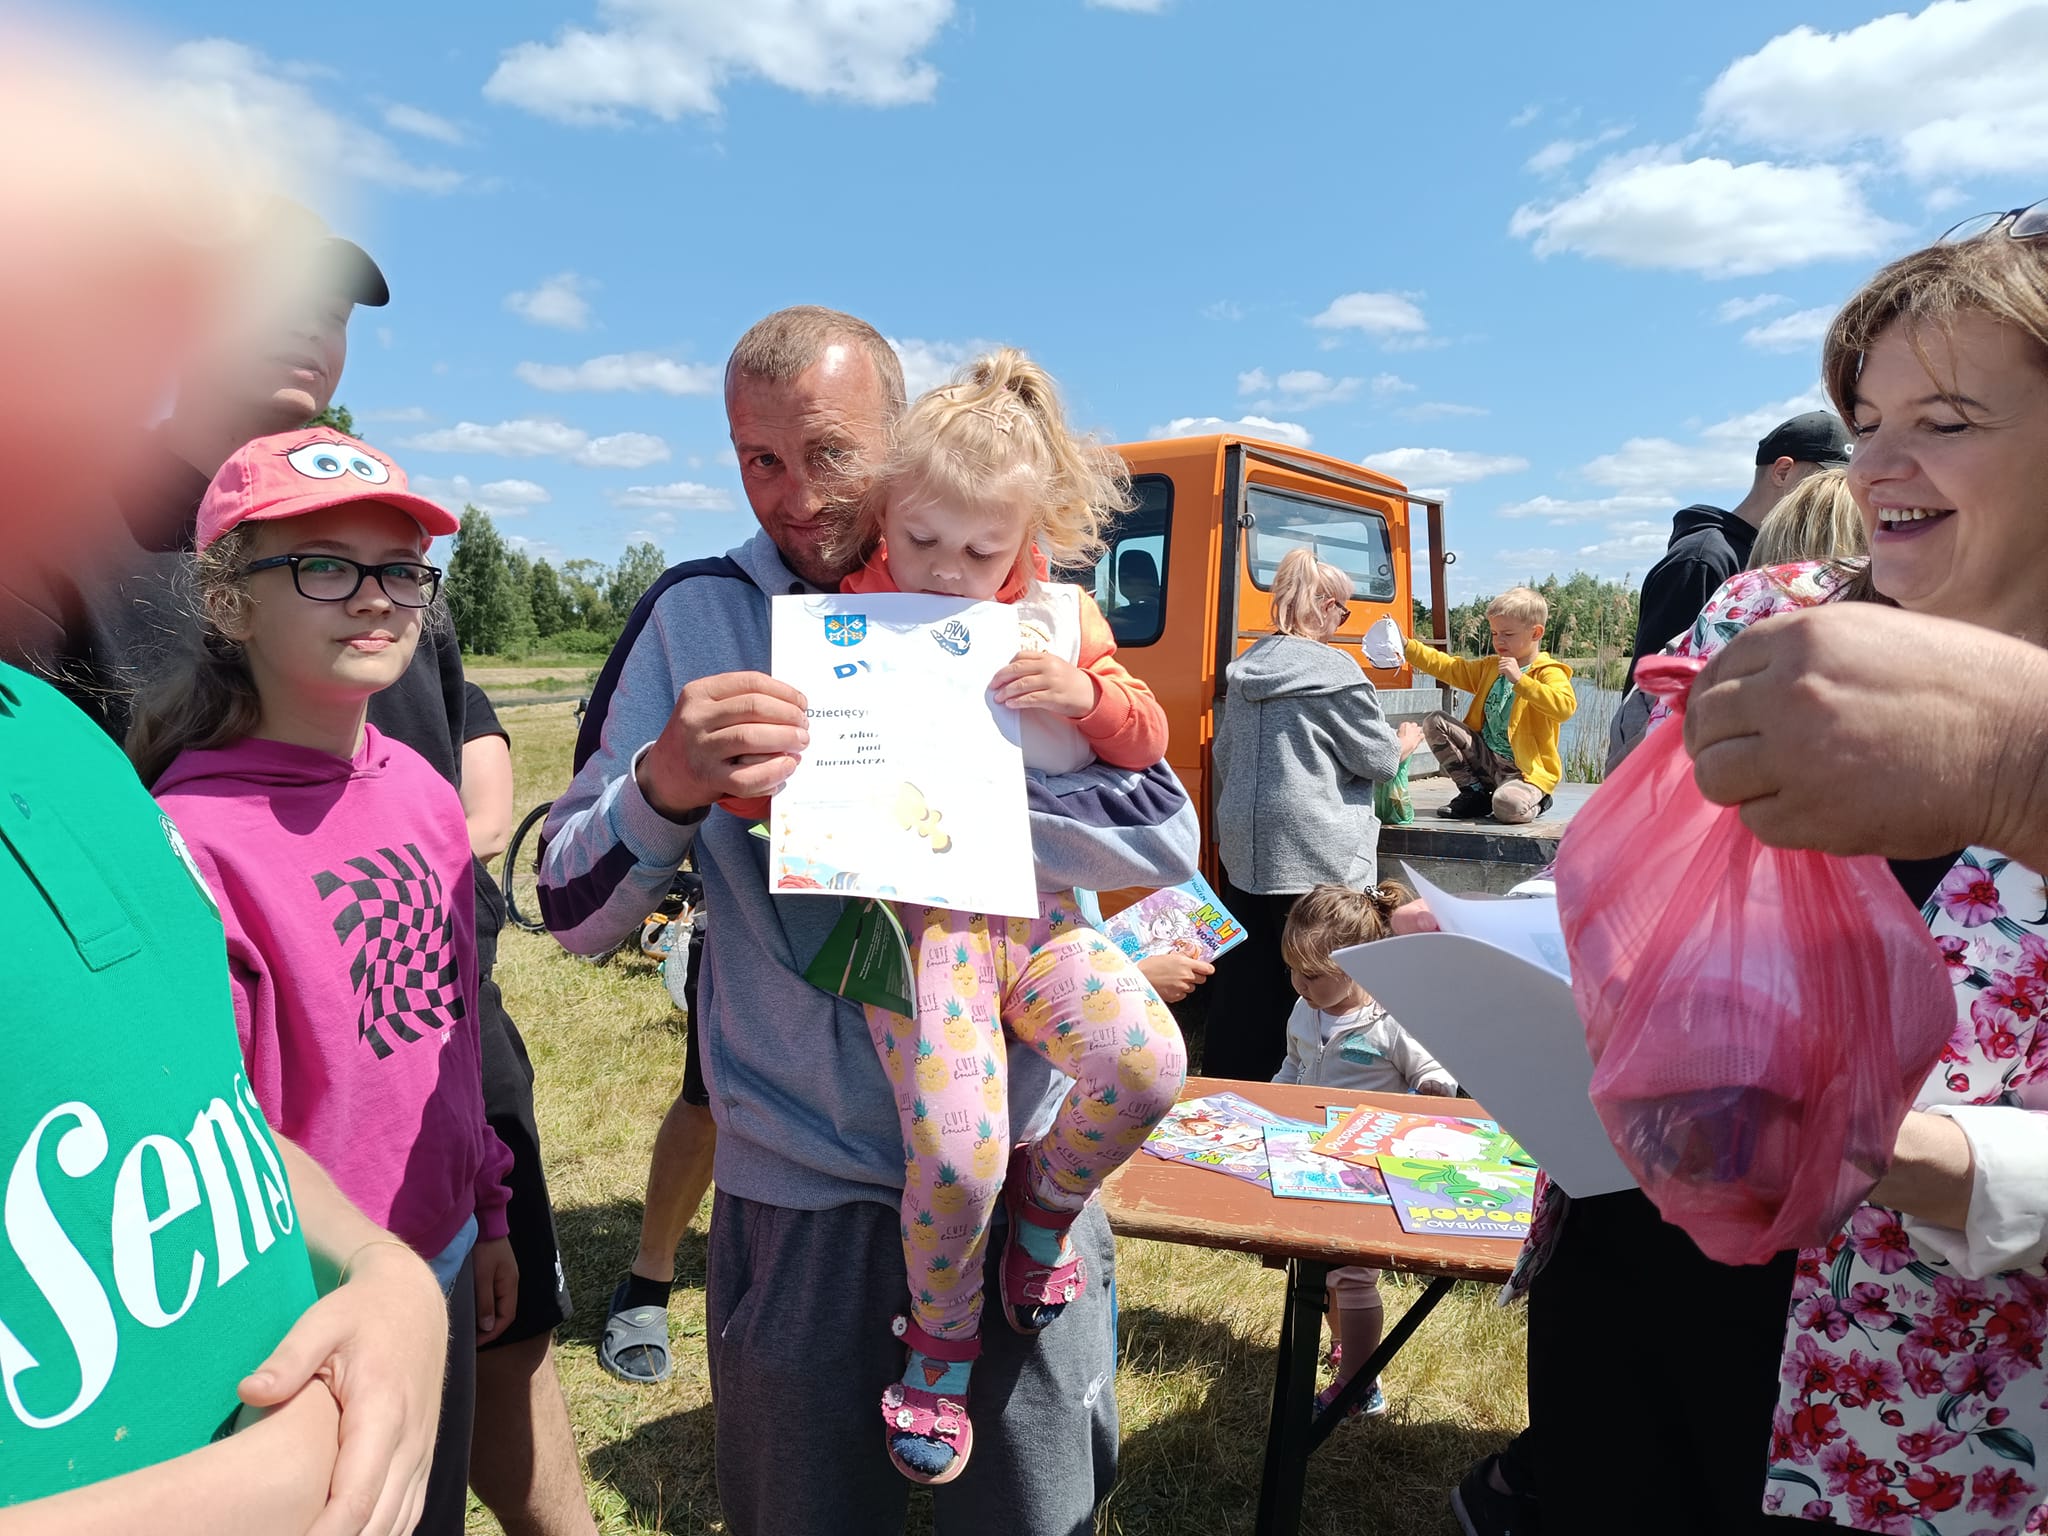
[1379,777,1594,893]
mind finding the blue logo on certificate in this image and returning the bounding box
[826,615,867,647]
[932,619,970,656]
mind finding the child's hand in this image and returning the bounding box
[1498,653,1523,685]
[1138,951,1215,1003]
[473,1237,520,1345]
[993,651,1099,719]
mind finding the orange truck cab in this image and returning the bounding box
[1074,434,1452,878]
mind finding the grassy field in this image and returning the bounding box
[478,701,1530,1535]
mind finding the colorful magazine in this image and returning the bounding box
[1140,1092,1306,1188]
[1318,1106,1532,1172]
[1377,1156,1537,1239]
[1098,874,1248,965]
[1263,1126,1389,1204]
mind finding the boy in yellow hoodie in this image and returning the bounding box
[1405,586,1576,824]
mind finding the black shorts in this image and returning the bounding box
[680,913,709,1107]
[475,964,574,1348]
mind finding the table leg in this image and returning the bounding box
[1254,1258,1329,1536]
[1305,1274,1455,1456]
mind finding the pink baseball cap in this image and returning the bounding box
[195,428,460,551]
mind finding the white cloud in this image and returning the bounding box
[1574,520,1673,575]
[1742,305,1836,353]
[1238,368,1362,409]
[361,405,431,423]
[1510,152,1903,277]
[1702,0,2048,180]
[1359,448,1530,486]
[622,529,670,549]
[486,0,955,124]
[161,40,460,194]
[1202,299,1245,321]
[1310,291,1429,338]
[609,481,736,511]
[506,273,595,331]
[1371,372,1417,397]
[1508,104,1542,129]
[889,337,999,399]
[1402,401,1489,420]
[1576,387,1829,498]
[403,418,671,469]
[410,474,552,516]
[1525,126,1629,175]
[516,352,719,395]
[382,102,466,145]
[1497,492,1677,523]
[1152,415,1312,449]
[1716,293,1788,323]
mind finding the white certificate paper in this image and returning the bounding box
[769,592,1039,918]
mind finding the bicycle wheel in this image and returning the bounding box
[501,799,554,934]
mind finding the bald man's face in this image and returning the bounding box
[727,342,891,589]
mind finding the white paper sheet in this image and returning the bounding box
[1401,862,1572,981]
[1331,931,1635,1198]
[769,592,1039,917]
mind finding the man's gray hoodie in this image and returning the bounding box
[536,532,1201,1213]
[1212,634,1403,895]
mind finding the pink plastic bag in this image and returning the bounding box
[1556,654,1956,1264]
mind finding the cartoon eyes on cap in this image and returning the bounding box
[286,442,393,485]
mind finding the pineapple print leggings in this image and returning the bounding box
[867,892,1187,1340]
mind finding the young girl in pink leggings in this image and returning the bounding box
[737,348,1186,1484]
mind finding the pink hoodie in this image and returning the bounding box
[155,726,511,1256]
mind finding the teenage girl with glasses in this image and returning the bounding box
[129,428,515,1536]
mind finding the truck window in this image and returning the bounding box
[1244,484,1397,602]
[1070,474,1171,647]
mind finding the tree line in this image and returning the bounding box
[443,506,668,658]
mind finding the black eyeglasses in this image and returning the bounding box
[244,553,443,608]
[1940,197,2048,244]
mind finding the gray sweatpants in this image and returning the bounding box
[706,1190,1119,1536]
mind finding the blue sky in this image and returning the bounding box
[128,0,2048,596]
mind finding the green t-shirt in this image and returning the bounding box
[0,663,316,1504]
[1480,670,1516,759]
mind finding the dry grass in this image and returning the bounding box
[474,703,1529,1535]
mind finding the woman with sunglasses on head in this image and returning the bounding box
[1205,547,1423,1080]
[1511,201,2048,1536]
[129,429,516,1536]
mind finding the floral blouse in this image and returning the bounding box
[1529,562,2048,1534]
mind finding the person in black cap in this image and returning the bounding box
[1627,410,1854,683]
[1601,410,1854,772]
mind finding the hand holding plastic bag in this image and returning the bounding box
[1556,654,1955,1264]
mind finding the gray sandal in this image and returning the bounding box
[599,1279,673,1384]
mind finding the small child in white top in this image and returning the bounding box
[1276,882,1458,1419]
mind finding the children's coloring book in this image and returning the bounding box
[1141,1092,1305,1187]
[1098,874,1248,965]
[1319,1106,1532,1171]
[1263,1126,1389,1203]
[1377,1156,1536,1239]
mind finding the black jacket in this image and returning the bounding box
[1626,504,1759,682]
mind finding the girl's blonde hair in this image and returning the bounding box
[127,526,263,787]
[827,346,1132,576]
[1748,467,1866,571]
[1822,231,2048,602]
[1270,547,1352,639]
[1282,881,1413,977]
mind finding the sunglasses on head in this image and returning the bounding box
[1940,197,2048,244]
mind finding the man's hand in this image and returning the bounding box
[992,651,1099,719]
[238,1241,446,1536]
[1496,653,1523,685]
[1684,605,2048,862]
[472,1236,519,1345]
[1137,951,1214,1003]
[637,671,810,820]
